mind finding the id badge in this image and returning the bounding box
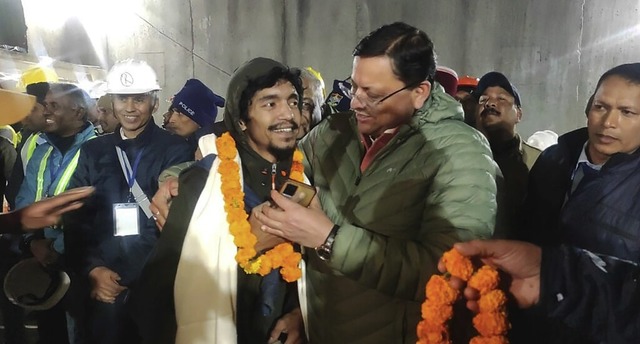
[113,203,140,236]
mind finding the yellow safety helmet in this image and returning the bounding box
[17,65,59,91]
[305,67,325,98]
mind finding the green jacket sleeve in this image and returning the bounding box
[157,161,195,184]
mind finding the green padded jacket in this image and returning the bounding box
[299,86,499,343]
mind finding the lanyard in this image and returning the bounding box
[114,146,153,219]
[116,147,145,190]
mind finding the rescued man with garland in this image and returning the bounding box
[132,58,307,344]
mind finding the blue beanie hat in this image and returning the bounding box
[171,79,225,128]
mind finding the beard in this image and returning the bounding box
[268,144,296,162]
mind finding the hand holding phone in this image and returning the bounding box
[278,179,316,207]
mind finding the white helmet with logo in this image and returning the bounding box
[105,59,161,94]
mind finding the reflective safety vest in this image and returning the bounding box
[34,147,83,201]
[20,133,44,175]
[22,132,95,201]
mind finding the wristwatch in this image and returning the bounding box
[315,224,340,261]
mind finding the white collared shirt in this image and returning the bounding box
[569,142,603,195]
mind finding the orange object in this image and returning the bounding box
[0,89,36,125]
[458,75,479,88]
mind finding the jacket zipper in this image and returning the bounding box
[271,163,277,190]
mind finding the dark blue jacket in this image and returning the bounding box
[521,127,640,261]
[540,245,640,344]
[64,122,191,285]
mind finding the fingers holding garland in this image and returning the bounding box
[418,247,510,344]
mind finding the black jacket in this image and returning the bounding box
[540,245,640,343]
[64,123,191,285]
[521,127,640,260]
[516,127,640,343]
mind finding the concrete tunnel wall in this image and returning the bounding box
[15,0,640,138]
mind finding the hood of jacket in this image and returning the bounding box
[222,57,290,149]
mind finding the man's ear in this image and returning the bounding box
[412,81,432,109]
[73,106,86,120]
[152,98,160,114]
[238,120,247,131]
[516,106,523,123]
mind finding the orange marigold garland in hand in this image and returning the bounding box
[417,248,510,344]
[416,249,473,343]
[442,248,474,281]
[216,132,303,282]
[468,265,510,342]
[468,265,499,295]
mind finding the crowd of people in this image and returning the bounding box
[0,21,638,344]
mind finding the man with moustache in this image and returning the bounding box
[474,71,540,232]
[256,22,499,343]
[64,59,191,344]
[133,57,306,344]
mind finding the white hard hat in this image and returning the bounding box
[526,130,559,151]
[105,59,161,94]
[4,258,70,311]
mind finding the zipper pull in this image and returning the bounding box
[355,175,361,186]
[271,163,277,190]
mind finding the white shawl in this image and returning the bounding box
[173,134,308,344]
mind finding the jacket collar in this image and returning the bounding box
[394,84,464,141]
[412,84,464,125]
[490,134,523,156]
[114,120,159,148]
[41,122,96,147]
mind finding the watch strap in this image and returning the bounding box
[315,224,340,261]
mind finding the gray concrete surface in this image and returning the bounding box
[17,0,640,137]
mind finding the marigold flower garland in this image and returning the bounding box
[417,248,510,344]
[216,132,303,282]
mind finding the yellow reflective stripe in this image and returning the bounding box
[54,149,81,195]
[35,147,53,201]
[26,134,39,162]
[34,134,95,199]
[21,134,39,173]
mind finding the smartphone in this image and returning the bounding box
[279,179,316,207]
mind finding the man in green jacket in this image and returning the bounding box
[257,22,499,343]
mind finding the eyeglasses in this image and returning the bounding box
[342,77,417,108]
